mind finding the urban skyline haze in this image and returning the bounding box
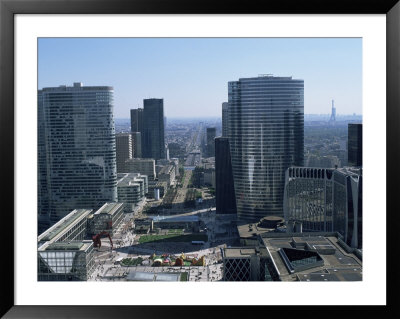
[38,37,362,118]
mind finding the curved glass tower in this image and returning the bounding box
[228,75,304,222]
[38,83,117,227]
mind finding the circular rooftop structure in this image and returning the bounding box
[258,216,285,229]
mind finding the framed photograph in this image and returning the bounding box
[1,0,398,317]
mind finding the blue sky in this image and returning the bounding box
[38,38,362,118]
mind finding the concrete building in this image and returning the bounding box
[87,202,124,236]
[228,75,304,222]
[206,127,216,157]
[283,167,362,248]
[215,137,236,215]
[147,180,168,199]
[158,164,176,186]
[222,102,229,137]
[38,82,117,228]
[117,173,148,213]
[125,158,156,180]
[348,123,362,167]
[116,133,132,173]
[142,98,165,160]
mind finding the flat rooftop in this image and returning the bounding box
[94,202,124,216]
[223,247,269,258]
[38,240,93,252]
[38,209,92,243]
[237,223,274,239]
[260,233,362,281]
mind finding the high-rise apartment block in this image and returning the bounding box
[38,83,117,228]
[215,137,236,215]
[206,127,216,157]
[228,75,304,222]
[116,133,132,173]
[222,102,229,137]
[142,98,165,160]
[348,123,362,167]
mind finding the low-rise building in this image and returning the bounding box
[37,208,95,281]
[158,164,176,186]
[117,173,148,213]
[38,240,95,281]
[88,202,124,236]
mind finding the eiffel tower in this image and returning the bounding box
[329,100,336,123]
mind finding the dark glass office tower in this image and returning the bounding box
[222,102,229,137]
[130,108,143,133]
[215,137,237,215]
[348,123,362,167]
[142,98,165,160]
[206,127,216,157]
[38,83,117,227]
[131,131,142,158]
[228,75,304,222]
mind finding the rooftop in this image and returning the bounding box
[223,247,269,258]
[260,233,362,281]
[38,209,92,243]
[94,202,124,216]
[38,240,93,252]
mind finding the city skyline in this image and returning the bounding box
[38,38,362,118]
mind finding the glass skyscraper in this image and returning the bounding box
[38,83,117,229]
[142,98,165,160]
[222,102,229,137]
[228,75,304,222]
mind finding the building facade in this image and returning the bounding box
[117,173,148,213]
[125,158,156,180]
[215,137,237,215]
[348,123,362,167]
[142,98,165,160]
[116,133,133,173]
[87,202,124,236]
[130,108,143,133]
[228,75,304,222]
[283,166,362,248]
[222,102,229,137]
[38,83,117,227]
[37,208,95,281]
[206,127,216,157]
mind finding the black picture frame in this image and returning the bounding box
[1,0,398,317]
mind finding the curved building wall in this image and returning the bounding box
[228,76,304,222]
[38,84,117,225]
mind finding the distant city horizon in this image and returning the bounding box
[39,38,362,117]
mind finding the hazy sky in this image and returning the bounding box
[38,38,362,118]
